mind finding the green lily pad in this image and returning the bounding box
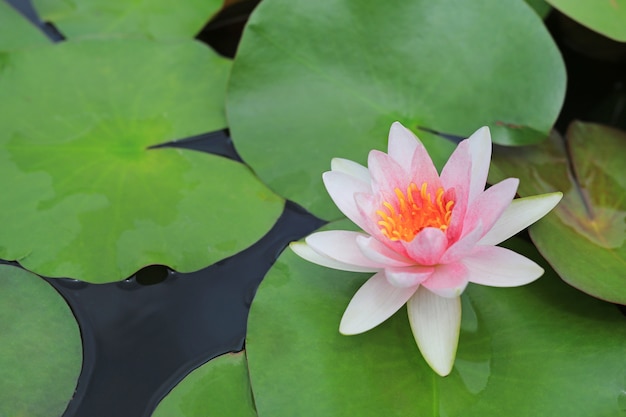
[32,0,223,40]
[246,220,626,416]
[0,39,283,283]
[525,0,551,18]
[226,0,566,220]
[0,264,82,417]
[489,121,626,304]
[0,1,51,51]
[546,0,626,41]
[152,352,257,417]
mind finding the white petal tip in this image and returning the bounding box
[339,314,371,335]
[432,361,454,377]
[338,323,361,336]
[329,157,348,171]
[289,241,308,257]
[472,126,491,140]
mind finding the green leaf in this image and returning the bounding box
[489,121,626,304]
[524,0,552,18]
[0,39,284,283]
[226,0,566,220]
[32,0,224,40]
[546,0,626,41]
[152,352,257,417]
[246,221,626,416]
[0,1,51,51]
[0,265,82,417]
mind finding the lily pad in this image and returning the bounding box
[525,0,551,18]
[0,39,284,283]
[489,121,626,304]
[546,0,626,41]
[0,264,82,417]
[246,220,626,416]
[0,0,51,51]
[152,352,257,417]
[32,0,224,39]
[226,0,566,220]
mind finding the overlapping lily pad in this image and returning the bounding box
[32,0,223,39]
[0,264,82,417]
[0,39,284,283]
[246,221,626,416]
[226,0,566,220]
[152,352,256,417]
[547,0,626,41]
[489,121,626,304]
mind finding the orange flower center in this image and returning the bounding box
[376,182,454,242]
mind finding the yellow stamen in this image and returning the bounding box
[377,182,455,242]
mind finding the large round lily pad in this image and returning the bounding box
[0,39,284,283]
[0,264,82,417]
[489,121,626,304]
[226,0,566,220]
[152,352,257,417]
[246,220,626,416]
[32,0,223,39]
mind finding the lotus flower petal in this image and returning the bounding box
[323,171,372,230]
[306,231,386,270]
[404,228,448,265]
[407,287,461,376]
[330,157,371,183]
[387,121,420,170]
[290,242,379,273]
[463,246,544,287]
[421,262,469,298]
[462,177,519,237]
[340,271,417,335]
[367,150,408,200]
[478,192,563,245]
[356,235,415,267]
[466,126,492,204]
[385,266,434,288]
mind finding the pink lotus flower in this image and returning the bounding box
[291,122,562,376]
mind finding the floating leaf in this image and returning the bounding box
[0,265,82,417]
[525,0,552,18]
[226,0,566,219]
[0,39,283,283]
[546,0,626,41]
[246,220,626,416]
[152,352,257,417]
[489,121,626,304]
[0,1,51,51]
[32,0,224,39]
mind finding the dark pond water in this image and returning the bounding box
[4,1,626,416]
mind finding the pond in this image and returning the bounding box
[1,0,625,416]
